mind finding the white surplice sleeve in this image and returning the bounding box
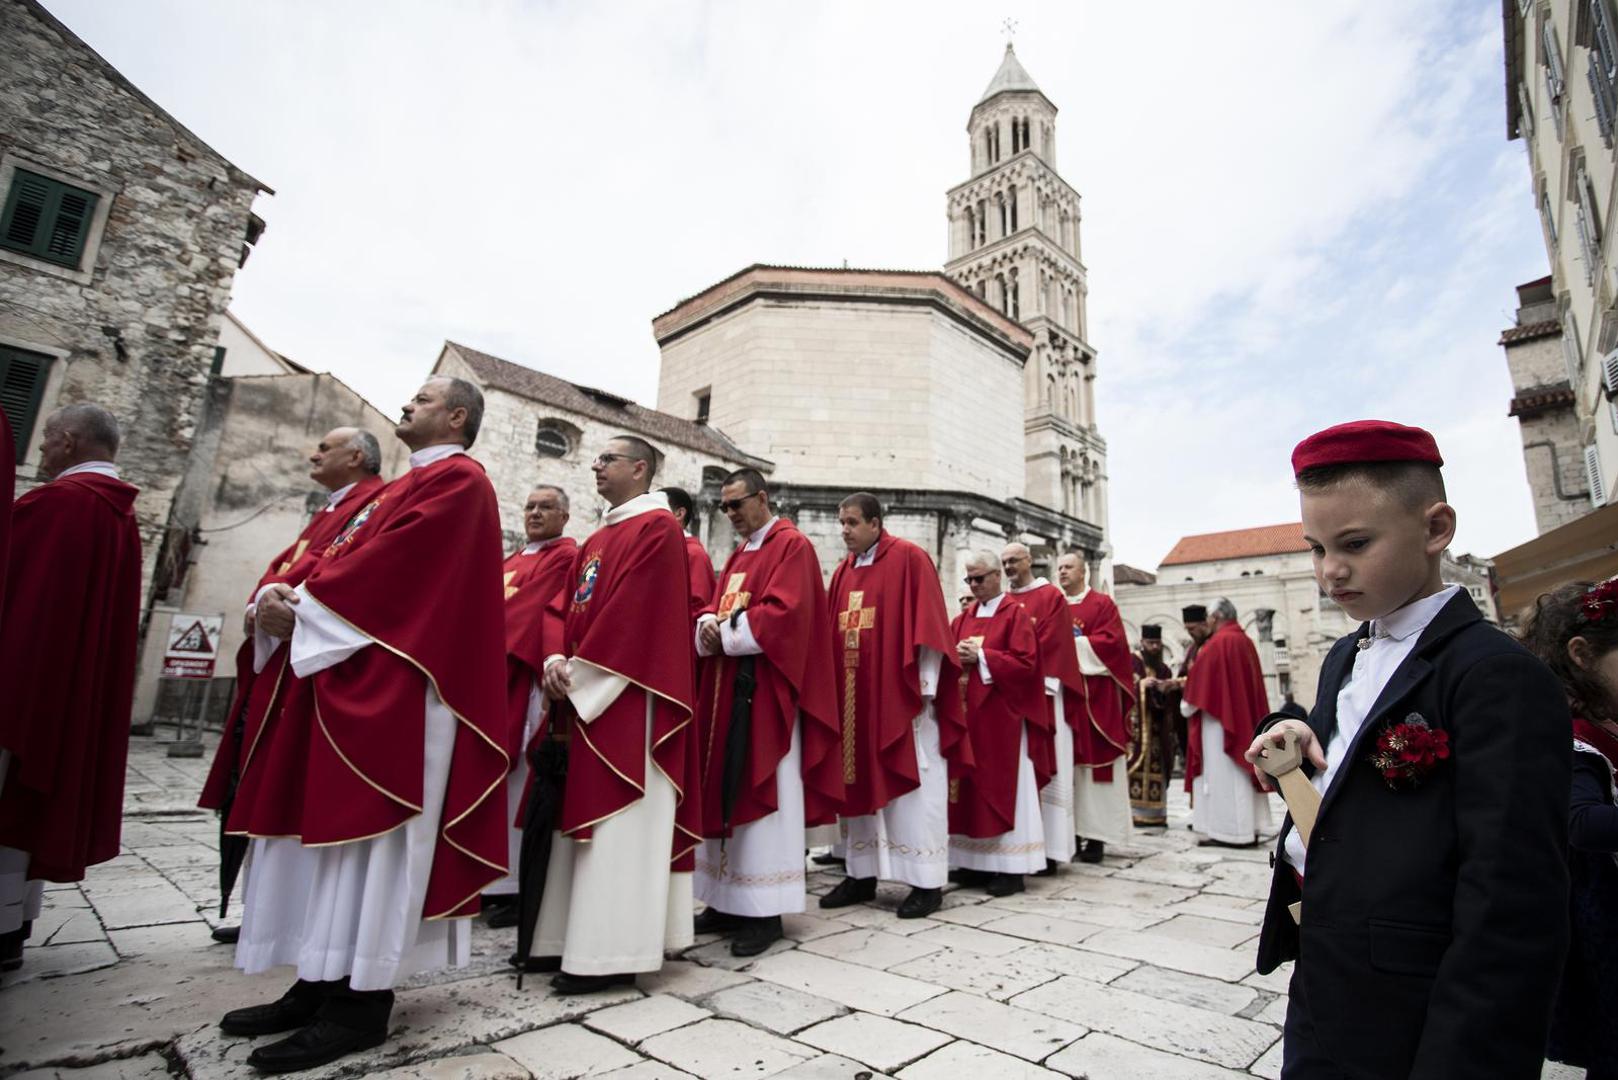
[288,583,373,678]
[917,646,942,700]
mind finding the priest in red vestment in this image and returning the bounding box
[666,486,716,623]
[1056,552,1134,863]
[947,551,1046,897]
[999,543,1079,867]
[692,468,840,955]
[197,427,386,941]
[0,404,140,972]
[218,377,508,1073]
[483,484,578,928]
[820,493,966,920]
[528,435,699,994]
[1182,597,1272,847]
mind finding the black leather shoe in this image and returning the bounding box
[730,916,783,957]
[484,902,520,929]
[1033,859,1059,877]
[693,906,742,935]
[897,886,942,919]
[509,951,562,973]
[818,876,877,909]
[220,982,327,1037]
[1079,840,1105,864]
[551,971,636,995]
[245,1019,387,1073]
[810,852,845,866]
[0,921,28,972]
[986,874,1025,897]
[948,868,991,887]
[211,925,241,944]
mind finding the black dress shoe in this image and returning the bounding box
[897,886,942,919]
[1196,837,1257,849]
[211,925,241,944]
[693,906,742,934]
[730,915,783,957]
[1033,859,1059,877]
[551,971,636,995]
[246,1019,387,1074]
[0,920,28,972]
[220,981,328,1037]
[810,852,845,866]
[1078,840,1105,864]
[986,874,1025,897]
[818,876,877,909]
[484,902,520,930]
[509,951,562,973]
[948,868,991,886]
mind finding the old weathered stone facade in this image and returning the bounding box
[0,0,268,637]
[1501,275,1593,534]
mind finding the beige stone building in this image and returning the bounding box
[1503,0,1618,511]
[1115,524,1497,711]
[1501,276,1592,534]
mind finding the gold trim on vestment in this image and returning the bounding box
[236,650,289,779]
[314,691,424,813]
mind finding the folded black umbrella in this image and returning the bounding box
[720,656,756,845]
[217,700,251,919]
[515,737,569,989]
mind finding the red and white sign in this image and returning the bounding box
[161,613,223,680]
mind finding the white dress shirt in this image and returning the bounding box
[54,460,120,480]
[1283,585,1460,875]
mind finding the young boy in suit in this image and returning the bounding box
[1245,420,1570,1078]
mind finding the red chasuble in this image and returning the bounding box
[1010,582,1079,780]
[684,533,716,624]
[0,472,141,882]
[948,596,1044,838]
[695,518,841,834]
[199,475,385,811]
[829,533,967,817]
[546,502,700,868]
[0,407,12,622]
[1183,620,1268,793]
[501,537,578,766]
[226,454,510,919]
[1066,590,1134,781]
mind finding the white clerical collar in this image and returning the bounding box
[604,490,669,526]
[1066,587,1091,604]
[976,592,1006,616]
[1010,576,1053,594]
[324,481,357,511]
[520,536,563,555]
[854,534,884,567]
[744,516,780,551]
[54,460,119,481]
[409,443,465,470]
[1372,584,1460,643]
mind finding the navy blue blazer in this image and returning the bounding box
[1255,590,1570,1078]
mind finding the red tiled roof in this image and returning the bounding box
[1112,563,1157,585]
[441,342,773,471]
[1159,523,1309,567]
[1508,383,1577,417]
[1499,320,1560,345]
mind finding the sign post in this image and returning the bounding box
[161,613,223,758]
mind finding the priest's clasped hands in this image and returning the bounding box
[255,583,301,639]
[541,657,574,699]
[1243,720,1327,793]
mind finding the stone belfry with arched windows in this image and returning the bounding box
[946,45,1108,541]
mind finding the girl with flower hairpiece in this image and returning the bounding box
[1521,576,1618,1078]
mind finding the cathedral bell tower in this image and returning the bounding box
[945,44,1108,538]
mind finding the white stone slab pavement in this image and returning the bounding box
[0,733,1588,1079]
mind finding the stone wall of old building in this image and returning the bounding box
[0,0,267,635]
[136,372,409,725]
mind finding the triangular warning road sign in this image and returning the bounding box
[171,620,213,654]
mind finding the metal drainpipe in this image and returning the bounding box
[1523,440,1592,502]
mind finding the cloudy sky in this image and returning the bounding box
[44,0,1550,569]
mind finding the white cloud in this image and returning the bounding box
[41,0,1548,567]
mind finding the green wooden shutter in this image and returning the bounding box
[0,169,99,268]
[0,346,53,457]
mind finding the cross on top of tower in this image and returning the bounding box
[1002,17,1018,41]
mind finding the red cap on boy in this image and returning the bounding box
[1291,420,1443,477]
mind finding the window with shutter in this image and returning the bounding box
[1545,21,1568,94]
[1564,310,1584,385]
[1595,0,1618,81]
[1576,202,1597,283]
[1519,81,1536,138]
[0,169,99,269]
[1543,191,1560,247]
[1582,163,1604,239]
[0,345,53,457]
[1587,444,1608,506]
[1591,55,1618,144]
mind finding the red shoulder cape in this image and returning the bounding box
[548,505,700,868]
[0,473,142,882]
[695,519,841,834]
[500,538,578,765]
[1183,620,1268,792]
[227,455,510,919]
[949,597,1044,838]
[830,534,967,816]
[684,533,716,624]
[1068,590,1134,776]
[199,475,386,811]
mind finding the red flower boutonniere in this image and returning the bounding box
[1367,713,1450,790]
